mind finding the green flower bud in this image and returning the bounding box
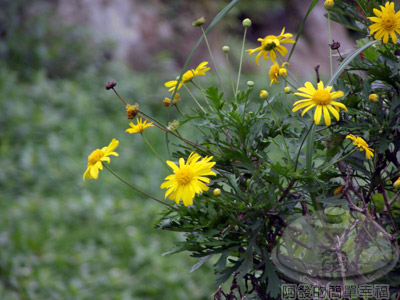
[247,81,255,88]
[222,46,230,53]
[167,120,180,131]
[284,86,292,94]
[192,17,206,27]
[242,18,252,28]
[259,90,269,99]
[213,188,221,196]
[369,93,379,103]
[324,0,334,10]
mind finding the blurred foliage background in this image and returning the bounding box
[0,0,341,299]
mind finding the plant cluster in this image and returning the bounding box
[84,0,400,298]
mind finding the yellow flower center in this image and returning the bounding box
[313,89,332,105]
[383,17,394,29]
[88,149,104,164]
[175,167,193,185]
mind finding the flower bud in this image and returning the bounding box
[172,93,181,105]
[259,90,269,99]
[163,97,171,107]
[324,0,334,10]
[334,186,344,195]
[106,81,117,90]
[330,40,340,50]
[284,86,292,94]
[394,177,400,189]
[222,46,230,53]
[247,80,255,88]
[369,93,379,103]
[279,68,287,77]
[192,17,205,27]
[126,103,140,119]
[167,120,180,131]
[242,18,252,28]
[213,188,221,196]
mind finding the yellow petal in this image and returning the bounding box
[323,105,331,126]
[314,105,322,125]
[327,105,340,121]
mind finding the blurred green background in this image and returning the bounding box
[0,0,334,299]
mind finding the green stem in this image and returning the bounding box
[200,26,227,101]
[266,100,292,166]
[174,104,184,117]
[141,133,170,170]
[328,12,333,77]
[104,165,178,211]
[294,122,315,172]
[183,84,207,114]
[277,56,300,87]
[191,80,211,107]
[225,52,237,104]
[236,27,248,97]
[316,148,357,171]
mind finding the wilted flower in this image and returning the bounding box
[346,134,374,159]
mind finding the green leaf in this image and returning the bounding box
[306,123,316,175]
[264,255,281,298]
[190,254,214,273]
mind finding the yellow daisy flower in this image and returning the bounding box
[269,62,289,85]
[368,2,400,44]
[83,138,119,181]
[165,62,210,92]
[292,81,346,126]
[346,134,374,159]
[247,27,295,64]
[125,117,154,134]
[160,152,216,207]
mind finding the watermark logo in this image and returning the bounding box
[271,208,399,285]
[281,284,390,300]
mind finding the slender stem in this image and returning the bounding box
[236,27,248,97]
[355,0,367,18]
[104,165,178,211]
[141,132,170,170]
[110,86,219,155]
[200,26,227,101]
[316,148,357,171]
[266,100,292,165]
[282,77,297,90]
[382,187,398,233]
[174,104,184,117]
[277,56,300,87]
[225,52,237,104]
[294,122,315,172]
[191,79,211,107]
[328,12,333,77]
[183,84,207,114]
[112,88,128,105]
